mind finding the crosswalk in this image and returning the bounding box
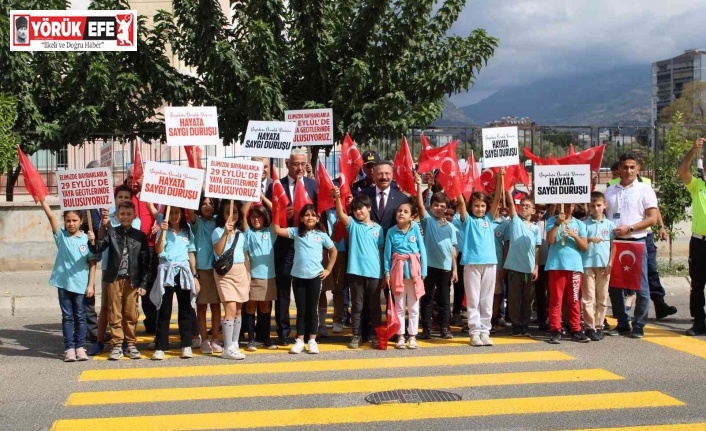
[52,333,701,431]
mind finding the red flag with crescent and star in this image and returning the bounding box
[315,160,336,214]
[609,240,645,291]
[462,151,482,201]
[524,145,605,173]
[339,133,363,205]
[17,146,48,203]
[417,136,454,174]
[270,169,289,227]
[393,136,416,196]
[293,176,313,227]
[435,140,463,199]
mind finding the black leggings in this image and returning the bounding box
[292,277,322,338]
[154,277,192,350]
[422,266,452,331]
[453,253,465,315]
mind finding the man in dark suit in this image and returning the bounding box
[360,161,408,233]
[265,149,318,345]
[253,156,272,197]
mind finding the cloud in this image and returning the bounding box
[450,0,706,106]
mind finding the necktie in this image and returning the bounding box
[378,191,386,215]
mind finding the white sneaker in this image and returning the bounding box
[289,339,305,354]
[180,347,193,358]
[395,338,407,349]
[408,337,418,350]
[200,341,213,354]
[151,350,165,360]
[318,325,329,337]
[480,333,494,346]
[307,339,319,354]
[222,346,245,360]
[210,341,223,353]
[470,334,483,346]
[332,322,344,334]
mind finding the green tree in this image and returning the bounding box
[646,112,693,264]
[155,0,498,163]
[659,82,706,125]
[0,93,20,194]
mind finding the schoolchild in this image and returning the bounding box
[40,199,97,362]
[384,201,427,349]
[273,204,338,354]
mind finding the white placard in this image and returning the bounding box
[482,126,520,168]
[10,10,137,52]
[240,120,297,159]
[56,168,115,211]
[140,162,205,210]
[205,157,263,202]
[284,108,334,147]
[534,164,591,204]
[164,106,220,146]
[100,142,112,168]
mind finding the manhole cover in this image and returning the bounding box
[365,389,461,405]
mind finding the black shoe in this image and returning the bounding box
[571,331,590,343]
[585,329,601,342]
[277,337,290,346]
[511,327,523,337]
[490,325,497,334]
[596,329,605,340]
[603,319,612,331]
[686,320,706,336]
[654,299,678,320]
[440,328,454,339]
[606,327,631,336]
[629,331,644,339]
[522,325,531,337]
[418,331,432,340]
[497,317,507,327]
[537,322,550,332]
[548,331,561,344]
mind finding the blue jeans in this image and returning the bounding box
[608,238,650,334]
[58,288,87,350]
[646,233,666,300]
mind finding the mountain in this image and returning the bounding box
[457,65,652,126]
[433,98,475,126]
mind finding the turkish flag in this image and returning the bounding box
[463,151,482,200]
[293,177,313,227]
[610,240,645,291]
[417,137,454,173]
[184,146,203,169]
[479,167,516,194]
[393,136,416,196]
[435,141,463,199]
[315,160,336,214]
[132,141,143,190]
[375,292,401,350]
[524,145,605,172]
[17,146,48,203]
[270,169,289,227]
[339,133,363,204]
[569,144,576,155]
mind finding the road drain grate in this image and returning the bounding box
[365,389,462,405]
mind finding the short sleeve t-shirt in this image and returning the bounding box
[686,177,706,236]
[383,222,427,278]
[157,228,196,263]
[604,180,658,239]
[192,216,217,270]
[503,215,542,274]
[493,218,509,265]
[460,213,497,266]
[545,216,587,273]
[583,217,616,268]
[244,226,276,279]
[211,228,246,264]
[420,213,457,271]
[346,219,384,278]
[49,230,95,294]
[286,228,334,279]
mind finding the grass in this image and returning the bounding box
[657,258,689,277]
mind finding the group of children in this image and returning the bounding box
[45,165,619,362]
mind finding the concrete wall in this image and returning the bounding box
[0,201,61,271]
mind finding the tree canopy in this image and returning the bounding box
[659,81,706,125]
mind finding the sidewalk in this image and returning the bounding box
[0,269,693,316]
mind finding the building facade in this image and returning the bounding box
[652,49,706,117]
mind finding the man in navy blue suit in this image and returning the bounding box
[265,149,318,345]
[360,161,408,234]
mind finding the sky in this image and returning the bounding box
[70,0,706,107]
[448,0,706,106]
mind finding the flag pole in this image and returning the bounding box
[86,211,94,245]
[561,203,566,245]
[160,206,171,250]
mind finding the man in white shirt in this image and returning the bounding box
[604,153,658,338]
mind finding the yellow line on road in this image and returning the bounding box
[68,368,620,406]
[80,350,573,381]
[51,391,684,431]
[606,318,706,361]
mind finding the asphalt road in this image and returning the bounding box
[1,281,705,431]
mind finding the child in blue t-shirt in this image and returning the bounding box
[151,207,199,360]
[546,203,589,344]
[503,196,542,336]
[415,175,457,340]
[456,171,502,347]
[491,212,509,332]
[40,199,97,362]
[581,191,615,341]
[241,201,278,351]
[273,204,337,354]
[384,201,428,350]
[332,187,384,349]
